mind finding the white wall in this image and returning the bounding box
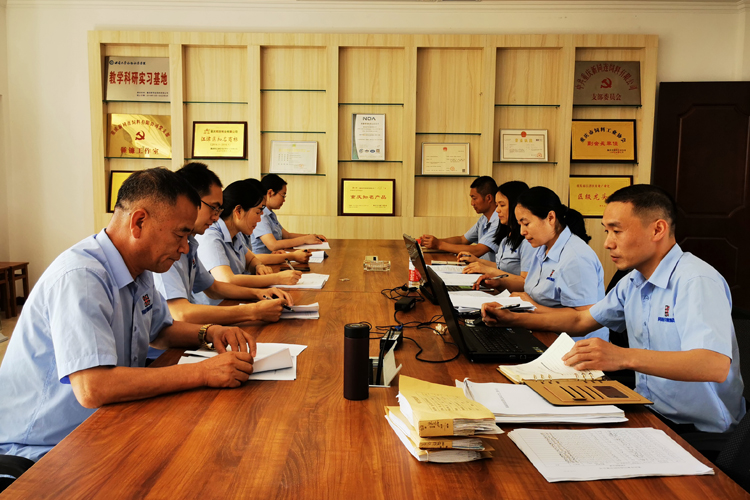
[4,0,748,284]
[0,1,9,262]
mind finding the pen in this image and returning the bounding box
[263,295,293,311]
[285,259,295,271]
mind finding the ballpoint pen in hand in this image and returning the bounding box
[285,259,295,271]
[264,294,293,311]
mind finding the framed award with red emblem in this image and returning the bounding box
[499,129,548,162]
[108,114,172,159]
[191,121,247,159]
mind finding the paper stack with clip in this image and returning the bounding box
[385,375,501,463]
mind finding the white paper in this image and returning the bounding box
[352,113,385,161]
[274,273,329,289]
[499,333,604,382]
[293,242,330,250]
[180,343,308,381]
[508,428,714,482]
[269,140,318,174]
[459,380,626,424]
[432,271,483,287]
[428,265,466,274]
[373,343,402,387]
[281,302,320,320]
[385,415,487,463]
[308,250,326,263]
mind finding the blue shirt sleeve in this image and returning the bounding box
[477,218,500,253]
[519,239,534,273]
[192,257,215,294]
[196,231,231,272]
[47,268,119,381]
[556,254,604,308]
[589,277,629,333]
[154,261,189,300]
[464,219,479,243]
[252,212,274,239]
[676,276,734,358]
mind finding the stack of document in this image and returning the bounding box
[308,250,326,263]
[396,375,501,437]
[459,379,627,424]
[385,407,494,463]
[508,427,714,482]
[274,273,329,289]
[448,290,535,312]
[293,242,330,250]
[428,267,482,288]
[281,302,319,320]
[178,343,307,381]
[427,264,466,274]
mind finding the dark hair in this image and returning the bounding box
[606,184,677,235]
[115,167,200,211]
[220,178,265,220]
[261,173,287,195]
[493,181,529,251]
[470,176,498,198]
[177,162,222,197]
[517,186,591,244]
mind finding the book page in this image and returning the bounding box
[499,333,604,382]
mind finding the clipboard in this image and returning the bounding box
[524,379,652,406]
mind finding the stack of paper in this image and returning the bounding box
[281,302,319,320]
[508,427,714,482]
[429,269,482,287]
[459,379,627,424]
[274,273,329,289]
[178,343,307,381]
[308,250,326,263]
[396,376,501,437]
[385,407,494,463]
[427,264,466,274]
[448,291,535,312]
[293,242,330,250]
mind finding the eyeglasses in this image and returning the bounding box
[201,200,223,215]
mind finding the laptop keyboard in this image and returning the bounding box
[470,326,523,353]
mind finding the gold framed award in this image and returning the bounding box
[191,121,247,159]
[340,178,395,216]
[571,119,637,163]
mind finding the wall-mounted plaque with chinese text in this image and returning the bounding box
[340,179,395,216]
[108,114,171,158]
[573,61,640,105]
[569,175,633,217]
[351,114,385,161]
[571,120,636,163]
[192,122,247,159]
[105,56,169,102]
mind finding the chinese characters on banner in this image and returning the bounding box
[340,179,395,216]
[569,176,633,217]
[108,114,172,159]
[105,56,170,102]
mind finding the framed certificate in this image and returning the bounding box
[339,178,395,216]
[569,175,633,217]
[191,121,247,159]
[108,170,135,213]
[108,114,171,159]
[421,143,470,175]
[571,119,637,163]
[269,141,318,174]
[499,129,548,162]
[351,113,385,161]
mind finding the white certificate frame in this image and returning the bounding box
[351,113,386,161]
[421,143,470,175]
[269,141,318,174]
[499,129,548,162]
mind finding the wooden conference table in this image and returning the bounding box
[3,240,748,499]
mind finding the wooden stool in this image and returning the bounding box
[0,264,10,319]
[0,262,30,318]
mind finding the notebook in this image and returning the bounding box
[403,234,489,304]
[426,266,547,363]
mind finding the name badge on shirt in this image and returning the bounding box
[546,269,556,282]
[141,293,153,314]
[657,304,675,323]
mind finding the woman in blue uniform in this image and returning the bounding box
[251,174,327,254]
[460,181,533,292]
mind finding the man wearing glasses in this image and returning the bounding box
[152,163,293,347]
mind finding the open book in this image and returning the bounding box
[497,333,604,384]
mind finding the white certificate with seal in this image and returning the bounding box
[351,113,385,161]
[421,143,470,175]
[500,129,548,162]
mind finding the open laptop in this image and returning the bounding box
[426,266,546,363]
[403,233,488,305]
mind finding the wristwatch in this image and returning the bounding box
[198,324,215,350]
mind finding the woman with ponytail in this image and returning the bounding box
[511,186,608,340]
[194,179,306,305]
[460,181,534,292]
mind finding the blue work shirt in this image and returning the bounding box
[525,226,608,340]
[150,235,214,358]
[0,229,173,462]
[194,218,249,306]
[464,211,500,261]
[495,237,534,276]
[589,244,746,433]
[250,207,283,255]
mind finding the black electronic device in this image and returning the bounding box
[426,267,547,363]
[380,327,403,352]
[395,296,416,312]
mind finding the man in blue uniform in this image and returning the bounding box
[421,176,500,260]
[0,168,257,490]
[482,184,745,458]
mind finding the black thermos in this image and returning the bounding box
[344,323,370,400]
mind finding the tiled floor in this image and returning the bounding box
[0,310,20,367]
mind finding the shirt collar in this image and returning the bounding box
[630,243,683,290]
[217,218,233,243]
[543,225,572,263]
[95,228,134,290]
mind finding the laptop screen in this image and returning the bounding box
[425,266,472,356]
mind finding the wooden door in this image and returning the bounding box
[653,82,750,312]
